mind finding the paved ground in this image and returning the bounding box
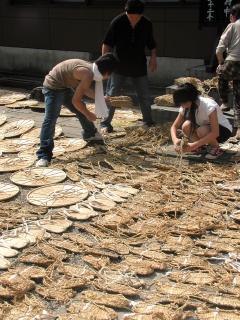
[0,87,92,138]
[0,86,155,139]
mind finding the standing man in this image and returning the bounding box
[101,0,157,133]
[216,4,240,139]
[36,53,118,167]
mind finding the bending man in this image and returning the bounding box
[36,53,118,167]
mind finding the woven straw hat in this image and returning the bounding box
[0,93,27,105]
[0,182,19,201]
[21,125,62,141]
[88,192,116,211]
[102,189,126,203]
[0,256,11,270]
[1,236,29,249]
[0,246,19,258]
[0,119,35,138]
[67,203,98,220]
[30,102,45,110]
[18,145,65,160]
[85,178,106,190]
[0,138,35,153]
[110,184,139,195]
[10,168,67,187]
[5,99,39,109]
[37,218,73,233]
[27,184,89,207]
[0,114,7,126]
[0,157,34,172]
[55,138,87,152]
[103,185,130,198]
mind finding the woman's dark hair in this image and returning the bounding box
[173,82,199,106]
[125,0,145,14]
[95,53,118,75]
[231,4,240,19]
[173,82,200,132]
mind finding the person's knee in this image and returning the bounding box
[182,120,191,134]
[197,126,210,138]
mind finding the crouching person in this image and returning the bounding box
[170,83,232,160]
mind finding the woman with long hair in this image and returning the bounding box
[170,83,232,160]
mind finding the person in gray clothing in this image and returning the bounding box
[216,4,240,139]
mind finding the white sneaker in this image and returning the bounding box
[35,159,50,167]
[85,132,104,142]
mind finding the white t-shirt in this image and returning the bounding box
[179,96,232,132]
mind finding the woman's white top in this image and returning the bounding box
[179,96,232,132]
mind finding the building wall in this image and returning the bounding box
[0,0,218,85]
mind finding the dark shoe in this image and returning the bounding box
[84,132,104,142]
[144,121,155,127]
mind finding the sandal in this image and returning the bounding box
[205,147,224,160]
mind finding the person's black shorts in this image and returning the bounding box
[217,125,232,143]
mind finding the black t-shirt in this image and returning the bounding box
[103,13,156,77]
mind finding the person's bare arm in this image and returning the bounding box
[148,48,157,72]
[216,23,233,68]
[102,43,112,55]
[216,52,225,65]
[84,87,95,100]
[72,68,96,122]
[170,113,184,150]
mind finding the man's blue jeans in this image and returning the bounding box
[36,87,96,161]
[101,73,153,131]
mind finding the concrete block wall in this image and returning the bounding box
[0,46,210,86]
[0,46,90,76]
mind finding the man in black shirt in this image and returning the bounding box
[101,0,157,132]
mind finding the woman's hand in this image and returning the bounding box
[174,138,182,153]
[182,142,198,153]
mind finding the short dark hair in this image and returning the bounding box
[173,83,200,106]
[95,53,118,75]
[231,4,240,19]
[125,0,145,14]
